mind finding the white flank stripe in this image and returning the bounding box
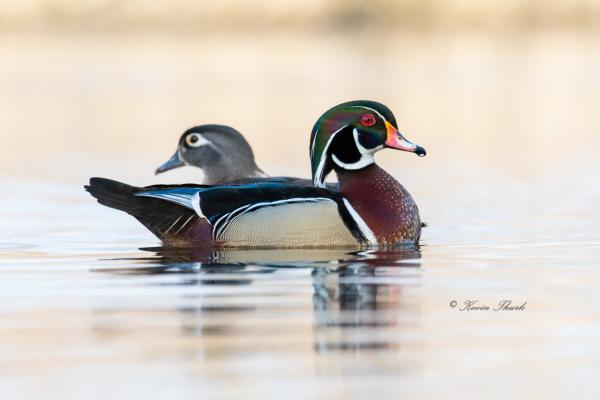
[342,198,377,245]
[214,204,253,239]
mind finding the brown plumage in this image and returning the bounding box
[337,165,421,244]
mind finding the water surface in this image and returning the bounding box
[2,31,600,399]
[2,173,599,399]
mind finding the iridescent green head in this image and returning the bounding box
[309,100,426,187]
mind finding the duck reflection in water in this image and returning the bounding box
[311,249,421,352]
[96,246,421,353]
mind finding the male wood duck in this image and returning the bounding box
[86,100,426,248]
[155,124,268,183]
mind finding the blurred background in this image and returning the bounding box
[1,0,599,188]
[2,2,600,399]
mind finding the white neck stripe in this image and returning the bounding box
[310,123,320,160]
[313,124,348,188]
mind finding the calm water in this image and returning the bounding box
[2,168,599,399]
[2,31,600,399]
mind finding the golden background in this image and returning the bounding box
[2,3,600,399]
[1,0,598,187]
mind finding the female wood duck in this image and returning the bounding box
[86,100,426,248]
[155,124,268,184]
[155,124,334,187]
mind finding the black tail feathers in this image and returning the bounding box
[85,177,202,243]
[84,177,144,216]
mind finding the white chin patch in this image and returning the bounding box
[332,153,374,170]
[331,128,379,170]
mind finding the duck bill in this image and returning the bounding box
[155,151,185,175]
[384,121,426,157]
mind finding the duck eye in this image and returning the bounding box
[186,134,201,147]
[360,114,376,127]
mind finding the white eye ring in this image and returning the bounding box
[186,133,208,147]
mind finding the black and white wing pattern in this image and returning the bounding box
[224,176,339,191]
[136,182,373,247]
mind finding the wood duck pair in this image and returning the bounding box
[85,100,426,248]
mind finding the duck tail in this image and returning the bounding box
[84,177,210,245]
[84,177,143,215]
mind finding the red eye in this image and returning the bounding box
[360,114,376,127]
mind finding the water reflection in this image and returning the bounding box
[95,247,421,353]
[311,250,420,352]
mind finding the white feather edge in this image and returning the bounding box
[342,198,377,245]
[191,192,204,218]
[135,191,378,245]
[313,124,348,188]
[214,197,332,240]
[135,192,207,220]
[331,128,382,170]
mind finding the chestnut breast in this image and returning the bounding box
[337,165,421,244]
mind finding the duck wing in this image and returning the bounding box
[224,176,339,191]
[86,178,371,247]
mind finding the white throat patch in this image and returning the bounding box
[331,128,381,170]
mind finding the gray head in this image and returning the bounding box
[155,125,267,184]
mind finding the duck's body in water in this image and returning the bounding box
[87,100,426,248]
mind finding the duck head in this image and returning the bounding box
[156,125,266,184]
[310,100,426,187]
